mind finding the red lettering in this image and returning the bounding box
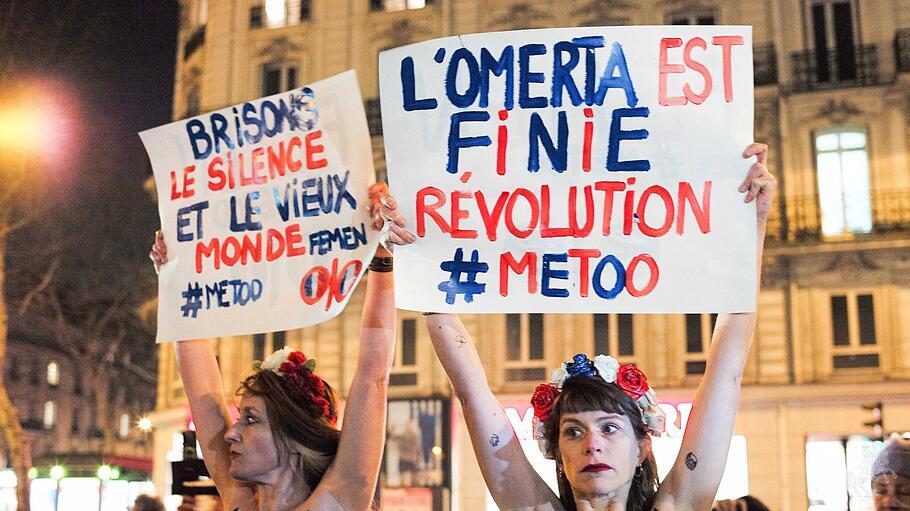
[285,224,307,256]
[301,266,329,305]
[626,254,659,297]
[416,187,450,237]
[500,251,538,296]
[595,181,625,235]
[287,136,303,172]
[582,108,594,172]
[305,130,327,170]
[195,238,220,273]
[497,109,508,175]
[504,188,539,239]
[570,186,595,237]
[170,165,196,200]
[677,181,712,234]
[476,191,509,241]
[250,147,266,184]
[658,38,686,106]
[541,185,573,238]
[682,38,712,105]
[267,141,287,180]
[567,249,601,297]
[636,185,674,237]
[207,157,226,191]
[221,236,241,266]
[450,190,478,239]
[266,228,285,261]
[712,36,744,102]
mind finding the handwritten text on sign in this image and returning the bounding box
[380,27,756,313]
[142,71,377,341]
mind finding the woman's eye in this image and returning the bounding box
[244,415,258,425]
[602,423,619,433]
[563,427,583,438]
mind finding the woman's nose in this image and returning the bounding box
[224,422,241,443]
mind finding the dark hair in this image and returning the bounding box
[740,495,770,511]
[239,370,341,489]
[543,376,658,511]
[131,494,165,511]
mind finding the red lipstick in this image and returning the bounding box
[582,463,612,473]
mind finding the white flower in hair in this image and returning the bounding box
[643,405,666,436]
[593,354,619,383]
[637,388,659,408]
[550,364,569,388]
[259,346,293,373]
[532,416,552,459]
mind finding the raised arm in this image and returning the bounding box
[655,144,776,511]
[425,313,562,510]
[150,233,246,501]
[310,185,414,510]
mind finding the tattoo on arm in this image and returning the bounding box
[454,334,467,348]
[489,434,500,447]
[685,452,698,471]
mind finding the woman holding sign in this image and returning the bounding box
[150,183,414,511]
[424,144,775,511]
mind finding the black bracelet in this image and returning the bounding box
[368,256,394,273]
[421,312,439,316]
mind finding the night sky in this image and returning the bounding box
[3,1,180,351]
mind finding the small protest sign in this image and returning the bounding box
[141,71,378,342]
[379,26,756,313]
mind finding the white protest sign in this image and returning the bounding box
[379,26,756,313]
[141,70,378,342]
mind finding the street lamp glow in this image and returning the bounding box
[27,467,37,479]
[110,467,121,480]
[138,417,153,432]
[97,465,111,481]
[49,465,65,480]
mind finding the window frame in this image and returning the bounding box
[591,314,636,362]
[812,125,873,237]
[503,313,548,382]
[828,290,880,370]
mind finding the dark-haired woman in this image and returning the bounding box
[424,144,775,511]
[150,183,414,511]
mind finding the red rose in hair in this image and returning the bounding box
[288,351,307,365]
[531,384,560,421]
[615,364,649,399]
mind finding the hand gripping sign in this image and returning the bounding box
[141,71,378,342]
[379,26,756,313]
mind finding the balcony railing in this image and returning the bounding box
[767,189,910,242]
[790,44,878,92]
[753,43,778,86]
[895,28,910,73]
[183,25,206,60]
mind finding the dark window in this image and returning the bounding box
[300,0,311,20]
[809,0,858,83]
[365,98,383,137]
[30,361,40,385]
[402,319,417,366]
[250,5,264,28]
[71,409,80,435]
[390,373,418,386]
[593,314,610,355]
[272,331,286,350]
[505,367,547,381]
[670,12,716,25]
[253,333,266,361]
[833,354,879,368]
[831,295,850,346]
[529,314,544,360]
[857,294,876,345]
[73,374,82,395]
[618,314,634,356]
[506,314,521,361]
[685,314,703,353]
[686,361,707,375]
[262,66,282,96]
[286,67,297,90]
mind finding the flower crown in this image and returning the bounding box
[252,346,336,424]
[530,354,666,457]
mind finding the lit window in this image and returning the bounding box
[119,413,130,439]
[258,0,311,27]
[46,362,59,386]
[43,401,55,429]
[830,292,879,369]
[815,128,872,236]
[806,436,883,511]
[504,314,547,382]
[371,0,429,12]
[265,0,286,26]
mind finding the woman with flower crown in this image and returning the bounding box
[150,183,415,511]
[424,144,776,511]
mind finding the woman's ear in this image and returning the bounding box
[637,434,652,465]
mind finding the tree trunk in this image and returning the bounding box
[0,236,31,510]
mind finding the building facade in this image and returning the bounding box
[152,1,910,510]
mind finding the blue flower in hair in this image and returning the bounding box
[565,354,597,378]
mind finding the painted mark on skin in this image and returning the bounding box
[489,434,500,447]
[685,452,698,470]
[455,334,467,348]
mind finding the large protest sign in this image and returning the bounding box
[141,71,378,342]
[380,26,756,313]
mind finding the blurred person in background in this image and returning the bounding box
[872,437,910,511]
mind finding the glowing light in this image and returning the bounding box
[431,445,443,457]
[265,0,286,25]
[50,465,65,480]
[138,417,153,432]
[97,465,111,481]
[110,467,121,480]
[27,468,38,479]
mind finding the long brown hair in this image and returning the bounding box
[542,376,658,511]
[238,370,341,489]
